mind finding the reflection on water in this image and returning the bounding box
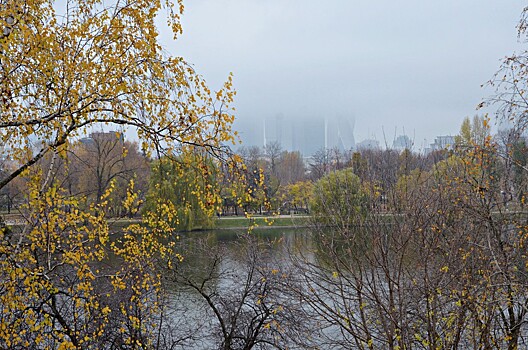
[150,221,528,350]
[159,228,313,349]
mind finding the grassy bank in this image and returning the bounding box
[213,215,311,230]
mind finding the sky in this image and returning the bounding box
[159,0,525,151]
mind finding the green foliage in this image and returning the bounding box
[351,151,368,179]
[394,168,427,211]
[144,151,220,231]
[279,180,313,213]
[310,168,367,226]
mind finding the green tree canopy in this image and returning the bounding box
[144,150,220,231]
[310,168,367,227]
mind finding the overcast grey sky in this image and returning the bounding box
[160,0,525,151]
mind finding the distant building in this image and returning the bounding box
[79,131,124,146]
[325,116,355,152]
[298,119,326,156]
[392,135,413,151]
[262,115,355,156]
[263,114,288,149]
[356,139,380,150]
[425,135,455,154]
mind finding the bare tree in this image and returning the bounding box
[264,141,282,177]
[289,140,528,349]
[168,235,306,349]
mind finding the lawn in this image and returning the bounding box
[213,215,310,229]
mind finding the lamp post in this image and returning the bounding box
[0,11,15,104]
[1,8,14,38]
[2,15,13,38]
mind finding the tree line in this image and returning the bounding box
[159,115,528,349]
[3,0,528,348]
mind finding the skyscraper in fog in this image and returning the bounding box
[325,116,355,152]
[392,135,413,150]
[261,114,355,156]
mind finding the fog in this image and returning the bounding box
[160,0,524,152]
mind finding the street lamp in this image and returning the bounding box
[2,14,14,38]
[1,12,14,107]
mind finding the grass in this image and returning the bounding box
[213,215,310,230]
[0,211,311,233]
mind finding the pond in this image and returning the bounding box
[159,227,314,349]
[149,224,528,350]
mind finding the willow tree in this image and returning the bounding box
[144,149,221,232]
[0,1,236,348]
[310,168,368,228]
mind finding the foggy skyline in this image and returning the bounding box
[159,0,525,152]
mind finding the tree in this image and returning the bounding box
[144,149,220,231]
[486,6,528,204]
[278,180,312,214]
[308,148,330,181]
[0,0,235,191]
[286,125,528,348]
[310,168,367,227]
[350,151,368,180]
[276,150,305,186]
[0,160,25,214]
[264,141,282,176]
[169,235,305,349]
[487,5,528,136]
[455,115,490,147]
[218,155,249,216]
[238,146,273,215]
[69,132,150,214]
[0,1,236,347]
[510,137,528,204]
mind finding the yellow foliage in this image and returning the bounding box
[0,0,237,347]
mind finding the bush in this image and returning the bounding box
[310,168,367,227]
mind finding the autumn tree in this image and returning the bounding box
[455,115,490,147]
[218,156,249,216]
[350,151,368,180]
[68,132,150,215]
[292,131,528,348]
[0,0,236,348]
[310,168,367,228]
[168,234,305,349]
[1,2,234,189]
[238,146,272,214]
[276,150,305,186]
[144,148,221,231]
[278,180,312,214]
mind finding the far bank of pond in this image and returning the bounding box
[212,214,311,230]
